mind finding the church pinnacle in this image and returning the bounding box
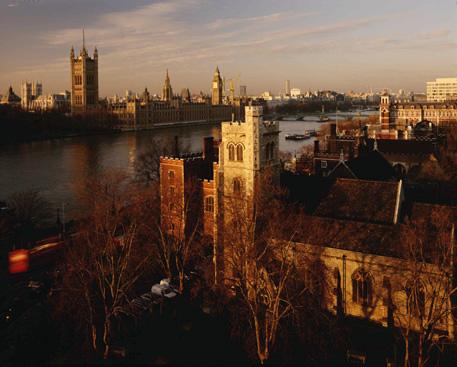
[162,69,173,102]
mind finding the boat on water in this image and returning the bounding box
[307,130,318,137]
[285,133,310,141]
[318,105,330,122]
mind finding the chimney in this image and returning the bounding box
[314,140,320,154]
[203,137,214,161]
[330,123,337,137]
[174,135,179,156]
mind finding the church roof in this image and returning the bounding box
[327,160,357,179]
[294,215,405,258]
[1,86,21,104]
[347,149,396,181]
[294,213,453,263]
[314,178,402,224]
[409,202,457,223]
[367,138,437,155]
[409,153,449,182]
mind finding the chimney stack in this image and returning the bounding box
[174,135,179,156]
[314,140,320,154]
[203,137,214,161]
[330,123,337,137]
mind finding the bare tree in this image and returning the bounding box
[223,177,306,364]
[394,209,457,367]
[155,177,202,293]
[56,172,154,359]
[7,190,52,247]
[135,136,190,184]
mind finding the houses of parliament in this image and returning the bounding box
[70,34,245,126]
[70,31,99,115]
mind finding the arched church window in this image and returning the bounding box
[228,144,235,161]
[265,143,271,160]
[236,144,244,162]
[352,269,373,306]
[269,142,275,160]
[405,280,425,318]
[233,178,242,194]
[204,196,214,213]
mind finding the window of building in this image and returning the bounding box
[352,269,373,306]
[236,144,243,162]
[321,160,327,169]
[265,142,271,160]
[304,267,321,294]
[405,280,425,318]
[74,75,82,85]
[228,144,235,161]
[168,186,175,199]
[233,178,242,194]
[168,170,175,183]
[204,196,214,213]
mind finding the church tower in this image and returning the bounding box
[219,105,280,201]
[216,105,280,284]
[162,70,173,102]
[212,66,223,105]
[70,30,99,115]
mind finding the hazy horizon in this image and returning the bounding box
[1,0,456,97]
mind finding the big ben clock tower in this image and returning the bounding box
[211,66,223,105]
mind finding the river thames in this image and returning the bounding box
[0,111,376,214]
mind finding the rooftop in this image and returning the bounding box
[314,178,402,225]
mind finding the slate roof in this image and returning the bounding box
[409,202,457,223]
[294,215,406,259]
[367,138,438,156]
[347,149,396,181]
[327,145,397,181]
[327,160,357,179]
[293,214,452,263]
[314,178,402,224]
[1,86,20,104]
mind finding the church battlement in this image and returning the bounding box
[201,178,215,185]
[161,153,204,162]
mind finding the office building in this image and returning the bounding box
[427,77,457,102]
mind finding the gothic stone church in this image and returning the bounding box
[160,106,457,340]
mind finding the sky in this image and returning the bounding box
[0,0,456,97]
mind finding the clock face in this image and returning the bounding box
[213,82,218,88]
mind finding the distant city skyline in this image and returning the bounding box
[1,0,456,96]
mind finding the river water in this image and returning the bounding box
[0,111,376,213]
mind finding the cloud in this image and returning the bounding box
[207,11,317,30]
[418,28,450,40]
[15,0,451,95]
[7,0,41,7]
[32,0,399,94]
